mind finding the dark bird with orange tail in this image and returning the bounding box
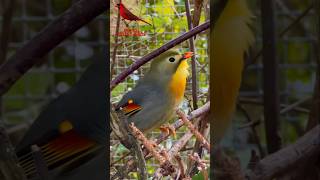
[116,3,152,26]
[16,55,107,180]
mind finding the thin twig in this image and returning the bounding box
[185,0,198,110]
[130,123,175,178]
[238,97,310,114]
[188,153,208,171]
[280,96,311,114]
[237,104,265,157]
[175,155,187,179]
[168,131,194,160]
[177,110,210,152]
[130,123,166,164]
[111,0,121,79]
[245,4,313,68]
[110,21,210,90]
[153,129,196,179]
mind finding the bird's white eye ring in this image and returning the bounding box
[169,57,175,62]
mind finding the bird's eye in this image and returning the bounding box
[169,57,175,62]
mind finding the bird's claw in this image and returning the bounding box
[159,124,176,138]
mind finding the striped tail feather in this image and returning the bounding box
[18,130,99,179]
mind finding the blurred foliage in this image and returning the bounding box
[1,0,107,128]
[226,0,317,170]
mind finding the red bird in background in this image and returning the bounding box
[116,3,152,26]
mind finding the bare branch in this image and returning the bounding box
[245,125,320,180]
[185,0,198,110]
[261,0,281,153]
[177,110,210,152]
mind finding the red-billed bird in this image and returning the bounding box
[116,3,152,26]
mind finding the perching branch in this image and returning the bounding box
[110,21,210,90]
[245,125,320,180]
[110,107,148,179]
[0,0,108,96]
[177,110,210,152]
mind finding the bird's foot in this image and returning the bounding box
[159,124,176,138]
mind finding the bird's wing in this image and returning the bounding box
[116,91,143,117]
[121,5,141,21]
[116,82,170,132]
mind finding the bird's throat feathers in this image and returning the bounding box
[169,60,189,104]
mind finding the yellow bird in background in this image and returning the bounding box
[211,0,255,141]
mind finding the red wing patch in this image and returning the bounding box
[121,100,142,117]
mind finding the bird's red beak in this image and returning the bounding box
[183,52,193,59]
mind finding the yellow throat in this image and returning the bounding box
[169,60,189,105]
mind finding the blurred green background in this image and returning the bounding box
[223,0,317,169]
